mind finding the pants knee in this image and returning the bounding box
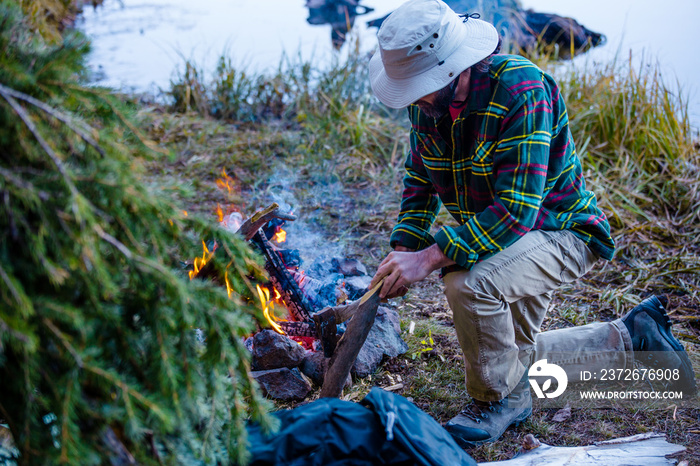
[444,269,502,309]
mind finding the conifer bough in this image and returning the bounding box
[0,2,274,463]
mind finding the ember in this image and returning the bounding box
[274,228,287,243]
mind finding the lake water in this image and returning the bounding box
[77,0,700,128]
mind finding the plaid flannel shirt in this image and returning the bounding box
[389,55,615,270]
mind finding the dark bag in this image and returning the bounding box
[246,387,476,466]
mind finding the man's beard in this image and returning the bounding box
[418,78,458,119]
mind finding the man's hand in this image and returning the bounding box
[383,245,413,298]
[370,244,456,299]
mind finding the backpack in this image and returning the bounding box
[246,387,477,465]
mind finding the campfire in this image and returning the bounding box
[187,200,408,401]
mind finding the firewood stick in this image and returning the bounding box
[319,279,384,398]
[237,203,296,240]
[316,279,384,326]
[318,301,359,326]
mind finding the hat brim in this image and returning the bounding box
[370,18,499,109]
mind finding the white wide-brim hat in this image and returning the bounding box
[370,0,499,109]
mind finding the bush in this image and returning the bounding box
[0,1,274,463]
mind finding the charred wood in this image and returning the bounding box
[250,229,314,322]
[278,321,317,338]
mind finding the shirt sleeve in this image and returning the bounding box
[389,130,441,251]
[434,87,552,269]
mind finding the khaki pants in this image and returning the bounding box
[444,230,634,402]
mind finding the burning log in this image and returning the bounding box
[237,203,296,240]
[235,203,327,324]
[249,227,314,322]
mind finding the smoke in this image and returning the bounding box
[265,167,347,272]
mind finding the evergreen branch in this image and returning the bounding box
[22,349,31,454]
[229,389,249,465]
[0,263,32,318]
[56,83,168,155]
[39,255,71,287]
[42,317,83,367]
[84,364,171,425]
[60,371,77,463]
[134,256,189,311]
[1,5,273,460]
[93,224,133,259]
[116,216,146,256]
[2,190,17,241]
[0,87,80,201]
[92,223,189,311]
[144,430,164,465]
[0,166,48,201]
[233,260,259,299]
[0,315,32,348]
[201,395,217,459]
[155,327,183,420]
[0,83,104,157]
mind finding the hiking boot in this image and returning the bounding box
[622,295,697,396]
[444,389,532,448]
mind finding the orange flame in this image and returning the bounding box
[256,285,285,334]
[216,204,224,223]
[225,271,233,298]
[274,228,287,243]
[216,168,234,195]
[189,240,212,280]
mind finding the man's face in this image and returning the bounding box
[415,78,458,119]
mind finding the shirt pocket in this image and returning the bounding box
[416,132,448,159]
[471,139,494,179]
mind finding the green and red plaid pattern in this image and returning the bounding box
[390,54,615,269]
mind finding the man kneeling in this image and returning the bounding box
[368,0,696,447]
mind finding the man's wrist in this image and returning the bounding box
[423,243,456,270]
